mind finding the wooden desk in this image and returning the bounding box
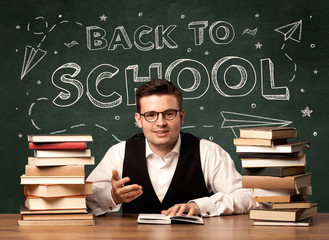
[1,213,328,239]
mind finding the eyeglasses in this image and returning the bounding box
[139,109,180,122]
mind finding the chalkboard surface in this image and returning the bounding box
[1,0,328,213]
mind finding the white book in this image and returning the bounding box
[236,142,310,153]
[28,156,95,166]
[137,214,204,225]
[253,186,312,197]
[34,149,91,158]
[20,174,85,184]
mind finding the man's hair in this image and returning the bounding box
[135,79,183,113]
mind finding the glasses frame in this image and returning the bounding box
[139,109,181,122]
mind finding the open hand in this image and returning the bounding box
[111,169,143,204]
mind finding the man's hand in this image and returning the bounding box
[111,169,143,205]
[161,202,200,217]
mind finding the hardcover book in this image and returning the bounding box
[239,127,297,140]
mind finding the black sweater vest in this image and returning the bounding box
[122,132,210,213]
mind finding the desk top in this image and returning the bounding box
[1,213,329,240]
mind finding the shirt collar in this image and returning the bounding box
[145,134,181,159]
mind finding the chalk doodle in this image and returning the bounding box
[275,20,302,43]
[242,28,258,36]
[221,111,293,138]
[301,106,313,117]
[20,16,84,79]
[275,20,302,82]
[21,46,47,80]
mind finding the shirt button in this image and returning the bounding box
[206,211,210,215]
[109,207,113,210]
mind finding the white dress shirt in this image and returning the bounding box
[86,134,256,216]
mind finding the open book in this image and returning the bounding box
[137,214,204,225]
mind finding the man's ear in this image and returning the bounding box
[135,112,143,128]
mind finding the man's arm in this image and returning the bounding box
[86,142,125,216]
[162,139,256,217]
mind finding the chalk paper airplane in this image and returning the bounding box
[21,45,47,79]
[274,20,302,43]
[221,111,292,137]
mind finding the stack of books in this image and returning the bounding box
[19,134,95,226]
[234,127,318,227]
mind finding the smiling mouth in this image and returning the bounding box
[153,130,169,135]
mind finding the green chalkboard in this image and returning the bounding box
[1,0,328,213]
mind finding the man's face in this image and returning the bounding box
[135,94,185,156]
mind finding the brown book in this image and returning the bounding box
[22,212,94,221]
[270,201,312,209]
[239,127,297,140]
[28,157,95,166]
[242,173,311,189]
[254,195,295,203]
[25,195,87,210]
[253,187,311,203]
[251,217,313,226]
[18,216,95,226]
[234,138,287,147]
[249,203,318,222]
[25,182,92,197]
[28,134,93,143]
[25,164,85,176]
[20,205,87,215]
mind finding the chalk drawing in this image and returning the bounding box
[301,106,313,117]
[275,20,302,43]
[21,16,83,79]
[261,58,290,100]
[221,111,292,138]
[275,20,302,82]
[242,28,258,36]
[21,46,47,80]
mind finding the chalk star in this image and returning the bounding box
[37,80,42,85]
[204,51,209,55]
[255,13,260,18]
[18,133,23,138]
[255,42,263,49]
[301,106,313,117]
[200,106,204,110]
[313,69,318,74]
[100,14,108,21]
[16,25,21,30]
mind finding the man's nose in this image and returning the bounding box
[155,113,167,126]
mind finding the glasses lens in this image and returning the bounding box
[163,110,178,120]
[144,112,157,121]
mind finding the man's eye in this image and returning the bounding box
[145,112,156,118]
[165,112,175,117]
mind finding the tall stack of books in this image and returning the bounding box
[19,134,95,226]
[234,127,318,227]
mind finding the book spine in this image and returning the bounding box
[25,164,85,176]
[29,142,87,150]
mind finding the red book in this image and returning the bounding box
[29,142,87,150]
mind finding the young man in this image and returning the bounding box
[86,79,255,217]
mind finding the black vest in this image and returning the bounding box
[122,132,211,213]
